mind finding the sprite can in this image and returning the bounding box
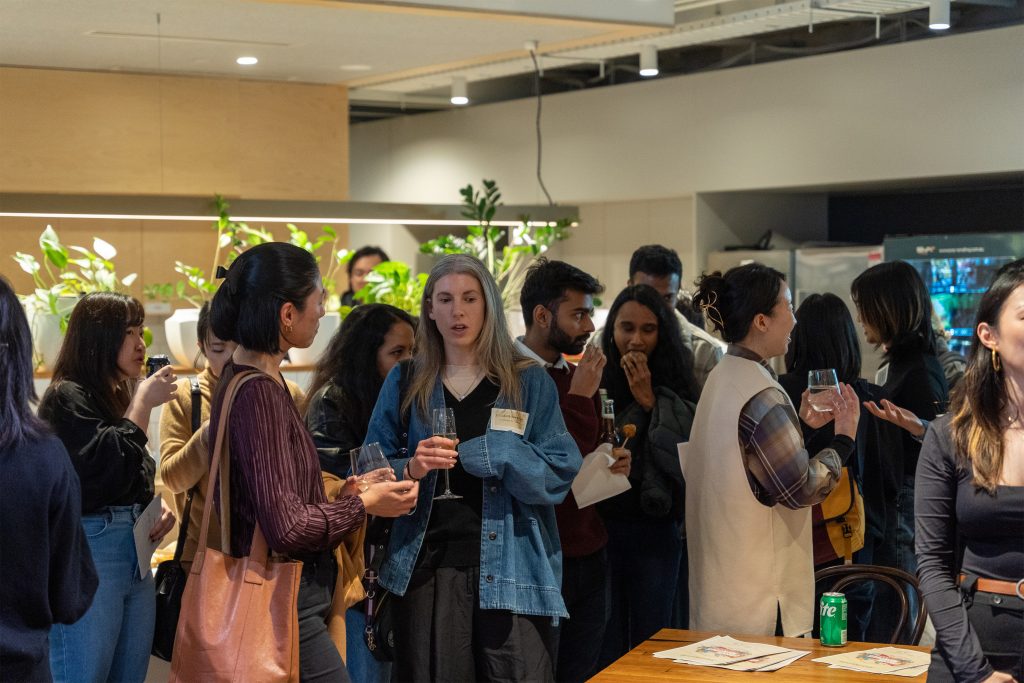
[819,592,848,647]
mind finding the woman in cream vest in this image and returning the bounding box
[685,264,860,637]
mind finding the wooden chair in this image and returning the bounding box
[815,564,928,645]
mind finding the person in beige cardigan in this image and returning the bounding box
[158,302,304,566]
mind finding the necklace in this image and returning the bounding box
[444,365,485,401]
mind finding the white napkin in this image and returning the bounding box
[571,443,631,508]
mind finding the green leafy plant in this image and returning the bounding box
[353,261,427,317]
[12,225,137,329]
[419,179,572,309]
[158,195,350,309]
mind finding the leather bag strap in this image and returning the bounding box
[193,370,262,574]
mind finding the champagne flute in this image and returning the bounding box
[807,369,841,413]
[349,442,393,492]
[432,407,463,501]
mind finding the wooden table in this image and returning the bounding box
[591,629,931,682]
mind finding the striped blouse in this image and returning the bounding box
[209,362,365,557]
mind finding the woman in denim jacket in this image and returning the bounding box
[363,254,582,682]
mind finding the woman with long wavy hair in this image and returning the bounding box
[38,291,178,682]
[596,283,699,667]
[363,254,582,682]
[915,258,1023,683]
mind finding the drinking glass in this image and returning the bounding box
[807,369,841,413]
[349,442,393,492]
[432,407,463,501]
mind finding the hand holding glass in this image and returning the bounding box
[432,407,463,501]
[807,369,841,412]
[349,442,394,492]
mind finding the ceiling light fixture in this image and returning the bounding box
[450,76,469,106]
[236,56,258,65]
[639,45,659,77]
[929,0,951,29]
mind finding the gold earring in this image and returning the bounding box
[285,324,294,335]
[991,347,1001,372]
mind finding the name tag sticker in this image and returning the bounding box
[490,408,529,435]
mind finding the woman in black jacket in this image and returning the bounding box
[597,284,700,667]
[777,292,903,640]
[0,277,98,682]
[304,303,415,683]
[851,261,949,642]
[38,291,177,683]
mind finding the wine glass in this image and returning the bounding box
[807,369,841,413]
[432,407,462,501]
[349,442,393,492]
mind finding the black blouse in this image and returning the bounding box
[38,381,154,513]
[916,415,1024,682]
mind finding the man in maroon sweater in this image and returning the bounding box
[518,258,631,683]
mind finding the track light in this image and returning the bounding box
[450,76,469,105]
[929,0,950,30]
[639,46,659,77]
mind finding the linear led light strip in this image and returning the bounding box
[0,211,574,227]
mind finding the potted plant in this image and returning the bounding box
[419,179,572,337]
[11,225,138,370]
[160,195,350,367]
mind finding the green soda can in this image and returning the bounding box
[819,592,848,647]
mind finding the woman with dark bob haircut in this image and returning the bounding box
[0,277,98,682]
[39,291,179,682]
[207,242,418,682]
[914,258,1023,683]
[851,260,948,640]
[597,284,699,667]
[685,264,859,637]
[305,303,415,683]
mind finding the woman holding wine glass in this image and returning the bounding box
[363,254,582,682]
[685,263,860,637]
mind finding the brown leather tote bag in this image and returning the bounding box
[170,371,302,683]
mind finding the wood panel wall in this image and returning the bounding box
[0,67,351,302]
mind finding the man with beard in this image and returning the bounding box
[517,259,631,683]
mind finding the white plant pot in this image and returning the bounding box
[165,308,201,368]
[288,312,341,367]
[505,307,527,340]
[24,296,78,372]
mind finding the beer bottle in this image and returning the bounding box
[599,393,620,447]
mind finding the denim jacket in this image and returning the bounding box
[363,363,582,617]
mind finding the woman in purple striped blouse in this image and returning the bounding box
[206,243,420,682]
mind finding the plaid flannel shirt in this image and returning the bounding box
[730,345,851,510]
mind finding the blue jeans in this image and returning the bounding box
[598,518,682,670]
[344,607,392,683]
[51,505,155,683]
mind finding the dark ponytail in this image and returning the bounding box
[693,263,785,343]
[210,242,321,354]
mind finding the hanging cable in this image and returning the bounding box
[528,48,554,207]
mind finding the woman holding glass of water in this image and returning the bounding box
[363,254,582,682]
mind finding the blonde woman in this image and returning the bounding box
[363,254,582,682]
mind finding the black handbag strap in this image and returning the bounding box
[170,377,204,564]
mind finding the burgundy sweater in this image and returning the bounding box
[210,362,365,557]
[548,365,608,558]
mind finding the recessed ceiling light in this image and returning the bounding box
[340,64,372,72]
[236,56,258,66]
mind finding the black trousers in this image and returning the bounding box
[296,553,349,683]
[927,588,1023,682]
[555,548,608,683]
[392,565,557,683]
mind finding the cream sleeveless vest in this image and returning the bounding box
[682,354,814,636]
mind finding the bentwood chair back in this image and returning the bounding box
[815,564,928,645]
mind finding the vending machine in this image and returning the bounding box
[884,232,1024,356]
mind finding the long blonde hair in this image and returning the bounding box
[950,258,1024,493]
[403,254,532,419]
